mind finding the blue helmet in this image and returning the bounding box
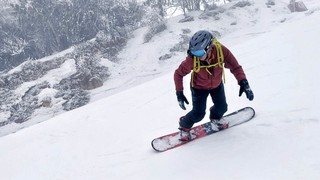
[189,30,213,57]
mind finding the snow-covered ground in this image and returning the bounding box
[1,0,320,179]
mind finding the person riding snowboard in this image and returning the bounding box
[174,30,254,141]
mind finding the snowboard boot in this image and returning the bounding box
[210,118,229,130]
[178,126,191,141]
[178,116,191,141]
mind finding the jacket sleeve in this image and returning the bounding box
[222,45,247,83]
[174,56,194,91]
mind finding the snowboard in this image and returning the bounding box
[151,107,255,152]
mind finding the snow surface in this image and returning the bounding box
[1,0,320,179]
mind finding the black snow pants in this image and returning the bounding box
[179,82,228,129]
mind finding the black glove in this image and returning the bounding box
[239,79,254,101]
[176,91,189,110]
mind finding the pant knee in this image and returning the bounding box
[183,110,205,126]
[210,104,228,119]
[191,111,206,123]
[220,103,228,114]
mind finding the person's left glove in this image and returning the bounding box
[239,79,254,101]
[176,91,189,110]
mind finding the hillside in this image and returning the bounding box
[0,1,320,179]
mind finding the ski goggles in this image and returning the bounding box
[190,40,213,57]
[191,49,206,57]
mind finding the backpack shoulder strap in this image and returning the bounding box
[214,38,226,83]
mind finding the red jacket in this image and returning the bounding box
[174,44,246,91]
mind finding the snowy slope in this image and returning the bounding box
[1,1,320,180]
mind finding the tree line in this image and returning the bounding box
[0,0,227,71]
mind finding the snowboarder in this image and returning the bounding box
[174,30,254,141]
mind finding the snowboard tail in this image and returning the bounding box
[151,107,255,152]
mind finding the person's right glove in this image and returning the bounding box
[239,79,254,101]
[176,91,189,110]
